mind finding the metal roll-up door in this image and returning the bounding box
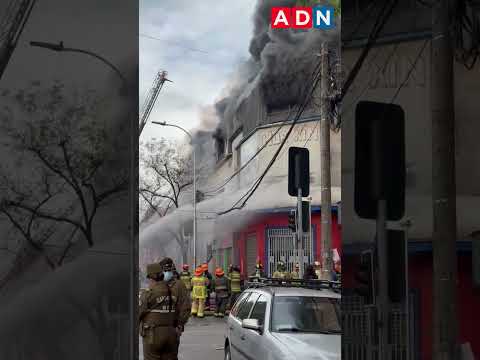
[246,233,257,276]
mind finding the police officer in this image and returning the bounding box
[139,258,191,360]
[179,264,192,292]
[272,260,291,279]
[213,267,229,317]
[228,265,242,310]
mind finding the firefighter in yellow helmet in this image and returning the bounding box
[272,260,291,280]
[139,258,191,360]
[179,264,192,293]
[213,267,229,317]
[191,267,207,318]
[249,260,265,282]
[291,263,300,279]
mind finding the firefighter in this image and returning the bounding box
[191,267,207,318]
[291,263,300,279]
[333,262,342,282]
[139,258,191,360]
[272,260,291,279]
[201,263,213,311]
[249,260,265,282]
[213,267,229,317]
[313,261,323,279]
[228,265,242,310]
[180,264,192,292]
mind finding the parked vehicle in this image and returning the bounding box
[224,279,341,360]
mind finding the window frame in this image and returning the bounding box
[247,294,268,326]
[236,292,260,321]
[230,292,250,318]
[269,296,341,333]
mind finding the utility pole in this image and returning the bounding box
[431,0,459,359]
[319,42,332,280]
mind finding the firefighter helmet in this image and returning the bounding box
[215,267,225,277]
[182,264,189,271]
[194,267,203,276]
[201,263,208,271]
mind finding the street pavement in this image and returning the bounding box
[139,315,227,360]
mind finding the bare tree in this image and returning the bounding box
[139,138,193,263]
[0,82,128,273]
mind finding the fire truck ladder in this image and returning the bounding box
[139,70,171,136]
[0,0,38,81]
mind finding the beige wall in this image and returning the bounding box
[342,39,480,244]
[205,119,341,208]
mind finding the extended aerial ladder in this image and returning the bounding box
[139,70,171,136]
[0,0,38,81]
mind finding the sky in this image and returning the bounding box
[139,0,257,142]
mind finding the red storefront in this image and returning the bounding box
[226,206,342,277]
[342,242,479,359]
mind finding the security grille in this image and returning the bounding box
[342,293,419,360]
[246,233,257,275]
[266,227,314,276]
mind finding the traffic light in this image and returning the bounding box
[288,210,296,232]
[300,200,310,233]
[354,250,376,304]
[354,101,405,220]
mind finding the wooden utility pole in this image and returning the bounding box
[431,0,459,358]
[319,42,332,280]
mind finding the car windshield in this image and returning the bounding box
[271,296,341,334]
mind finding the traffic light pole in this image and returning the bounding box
[297,188,304,278]
[376,199,389,359]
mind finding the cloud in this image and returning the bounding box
[139,0,256,140]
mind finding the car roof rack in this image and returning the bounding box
[245,277,341,293]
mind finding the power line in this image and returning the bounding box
[203,59,325,195]
[341,0,400,103]
[341,43,400,118]
[217,59,323,215]
[389,39,429,103]
[139,33,209,54]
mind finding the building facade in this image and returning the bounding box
[341,1,480,358]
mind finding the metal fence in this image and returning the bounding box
[342,294,415,360]
[266,227,314,276]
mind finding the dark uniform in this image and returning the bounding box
[139,258,191,360]
[213,269,229,317]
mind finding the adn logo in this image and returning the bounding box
[271,6,335,29]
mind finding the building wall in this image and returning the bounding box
[408,254,480,359]
[233,212,341,278]
[342,39,480,245]
[342,251,480,359]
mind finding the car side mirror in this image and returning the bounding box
[242,318,262,333]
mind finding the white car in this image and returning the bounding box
[224,282,341,360]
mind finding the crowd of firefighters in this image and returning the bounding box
[174,258,341,319]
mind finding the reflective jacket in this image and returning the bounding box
[229,270,241,293]
[191,275,207,299]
